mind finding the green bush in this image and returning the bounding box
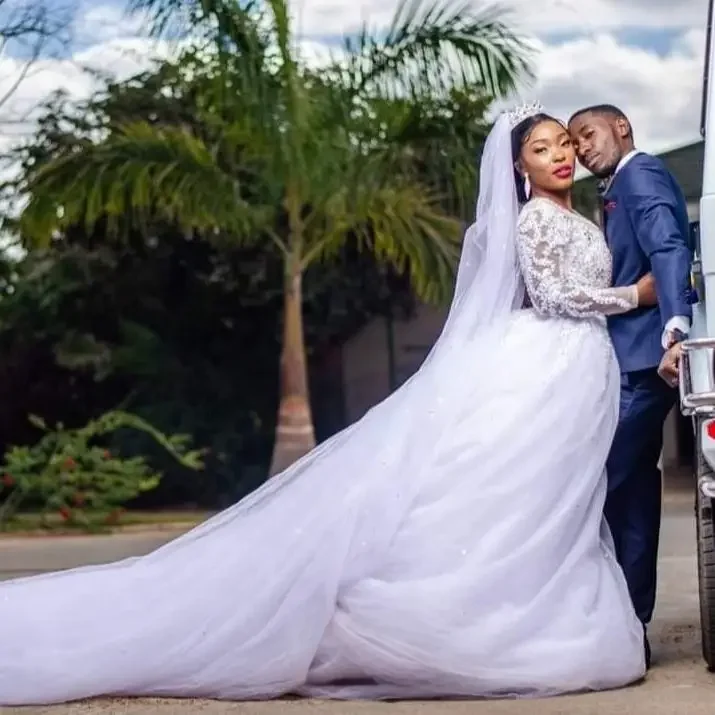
[0,410,203,531]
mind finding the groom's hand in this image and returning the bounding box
[658,343,683,387]
[635,272,657,307]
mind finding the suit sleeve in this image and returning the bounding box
[621,162,692,327]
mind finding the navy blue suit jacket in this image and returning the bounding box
[603,153,692,373]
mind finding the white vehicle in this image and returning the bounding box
[677,0,715,670]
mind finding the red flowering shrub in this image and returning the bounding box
[0,410,203,531]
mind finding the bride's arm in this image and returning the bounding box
[517,205,639,319]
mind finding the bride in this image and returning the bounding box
[0,103,652,705]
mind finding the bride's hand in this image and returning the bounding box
[635,273,657,307]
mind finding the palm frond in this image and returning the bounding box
[305,180,461,304]
[129,0,255,43]
[130,0,278,107]
[20,122,274,248]
[349,89,491,218]
[130,0,286,75]
[342,0,533,99]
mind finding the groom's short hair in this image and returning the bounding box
[568,104,633,138]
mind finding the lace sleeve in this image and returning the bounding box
[517,204,638,319]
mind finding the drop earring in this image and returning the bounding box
[523,173,531,199]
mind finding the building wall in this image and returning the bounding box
[688,200,700,221]
[342,304,446,423]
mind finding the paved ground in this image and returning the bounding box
[0,483,712,715]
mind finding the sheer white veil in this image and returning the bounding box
[421,102,544,367]
[105,103,546,545]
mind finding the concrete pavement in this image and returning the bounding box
[0,485,712,714]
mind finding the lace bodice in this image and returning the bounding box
[517,197,638,319]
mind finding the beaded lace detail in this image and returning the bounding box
[517,197,637,319]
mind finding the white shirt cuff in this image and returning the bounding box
[661,316,690,348]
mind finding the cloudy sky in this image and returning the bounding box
[0,0,710,156]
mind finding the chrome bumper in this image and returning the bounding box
[678,338,715,497]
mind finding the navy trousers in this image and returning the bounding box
[605,368,676,625]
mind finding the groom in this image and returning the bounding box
[568,105,693,667]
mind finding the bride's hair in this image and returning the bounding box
[510,112,564,203]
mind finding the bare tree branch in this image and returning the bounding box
[0,0,73,112]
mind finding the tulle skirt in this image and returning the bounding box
[0,309,645,705]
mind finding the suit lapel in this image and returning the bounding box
[601,155,642,242]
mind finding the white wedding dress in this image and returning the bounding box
[0,118,646,705]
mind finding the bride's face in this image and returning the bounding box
[518,120,576,196]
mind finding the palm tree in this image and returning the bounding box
[17,0,532,474]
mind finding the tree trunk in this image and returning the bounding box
[268,265,316,475]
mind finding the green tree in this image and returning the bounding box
[15,0,532,474]
[0,72,420,505]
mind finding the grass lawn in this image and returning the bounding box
[1,509,212,535]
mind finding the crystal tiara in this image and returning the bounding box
[505,100,545,128]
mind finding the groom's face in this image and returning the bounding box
[568,113,625,178]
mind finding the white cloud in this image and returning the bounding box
[519,30,705,153]
[292,0,707,154]
[505,0,708,34]
[73,1,151,45]
[0,0,708,169]
[0,35,170,140]
[0,33,167,233]
[290,0,709,39]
